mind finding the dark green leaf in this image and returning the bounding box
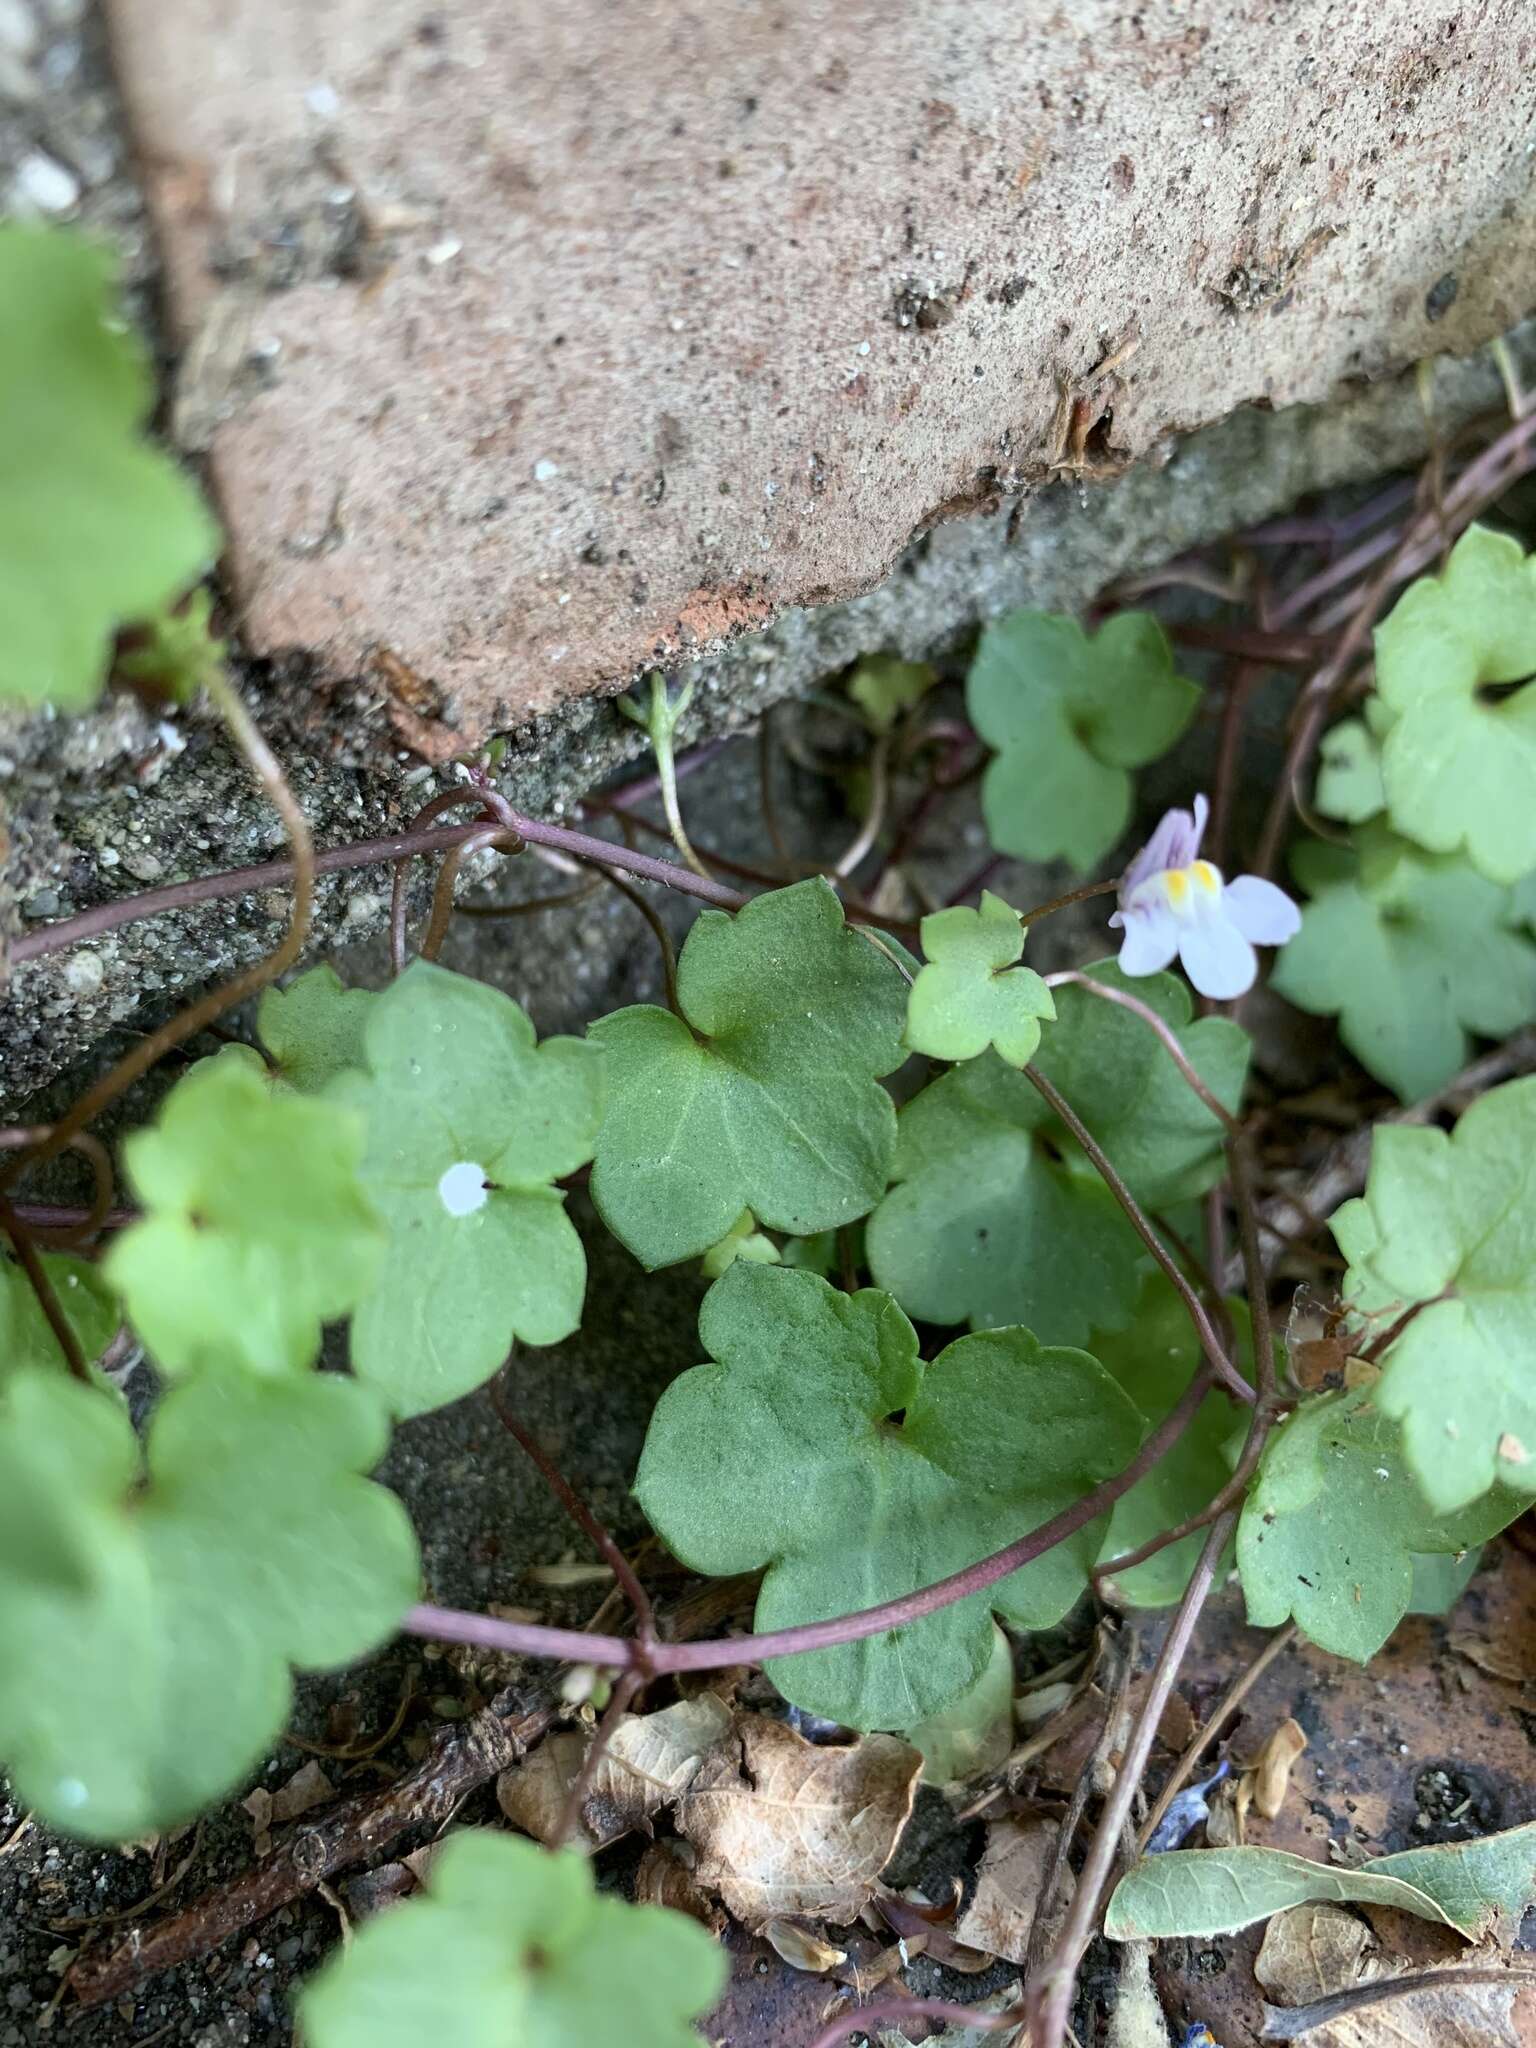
[1236,1385,1524,1659]
[591,879,908,1270]
[968,610,1199,871]
[867,962,1247,1344]
[635,1262,1143,1727]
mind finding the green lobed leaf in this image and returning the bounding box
[0,1368,418,1841]
[904,891,1056,1068]
[590,878,908,1270]
[330,960,605,1418]
[1093,1276,1263,1607]
[867,961,1247,1345]
[1332,1076,1536,1511]
[1106,1821,1536,1943]
[0,225,218,709]
[634,1262,1144,1728]
[299,1829,725,2048]
[848,654,936,733]
[1236,1385,1526,1660]
[0,1253,119,1388]
[968,609,1200,872]
[257,965,377,1093]
[105,1052,384,1379]
[1374,524,1536,882]
[1271,826,1536,1103]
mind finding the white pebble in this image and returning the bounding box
[63,951,105,996]
[14,150,80,215]
[532,458,559,482]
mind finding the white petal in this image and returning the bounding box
[1178,917,1257,999]
[1222,874,1302,947]
[1116,900,1181,977]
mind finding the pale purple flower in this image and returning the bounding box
[1109,795,1300,1000]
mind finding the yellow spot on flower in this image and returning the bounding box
[1164,868,1190,906]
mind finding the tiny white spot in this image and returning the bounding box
[54,1778,88,1809]
[856,340,871,356]
[427,236,462,265]
[533,458,560,483]
[1374,1467,1390,1480]
[438,1162,489,1218]
[306,82,340,117]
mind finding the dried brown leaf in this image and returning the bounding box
[634,1841,726,1935]
[269,1759,334,1825]
[1448,1628,1536,1684]
[497,1693,731,1849]
[1256,1901,1535,2044]
[1203,1773,1249,1849]
[1250,1717,1308,1820]
[679,1715,921,1927]
[952,1817,1070,1966]
[762,1917,849,1974]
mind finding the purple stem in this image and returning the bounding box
[12,811,745,970]
[402,1367,1214,1675]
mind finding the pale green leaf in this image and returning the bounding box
[1272,826,1536,1102]
[0,1368,418,1841]
[848,654,936,733]
[1236,1385,1525,1659]
[1313,702,1390,825]
[1332,1077,1536,1510]
[905,1622,1014,1789]
[590,879,908,1270]
[635,1262,1143,1728]
[868,961,1247,1344]
[1375,524,1536,882]
[1093,1277,1264,1607]
[699,1209,782,1279]
[105,1053,383,1378]
[298,1829,725,2048]
[968,610,1200,872]
[905,891,1056,1068]
[1106,1821,1536,1943]
[0,226,218,708]
[332,961,605,1418]
[257,966,377,1093]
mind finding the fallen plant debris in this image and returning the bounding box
[676,1716,923,1927]
[1255,1900,1536,2044]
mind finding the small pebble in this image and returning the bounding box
[63,952,105,997]
[0,0,38,58]
[13,150,80,215]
